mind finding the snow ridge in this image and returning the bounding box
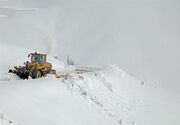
[61,65,145,125]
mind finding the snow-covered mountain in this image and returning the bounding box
[0,0,180,125]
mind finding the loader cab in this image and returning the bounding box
[28,52,47,64]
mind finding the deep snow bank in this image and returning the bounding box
[62,65,180,125]
[0,63,180,125]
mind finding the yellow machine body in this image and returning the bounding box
[9,52,56,79]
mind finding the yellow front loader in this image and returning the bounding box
[9,52,56,79]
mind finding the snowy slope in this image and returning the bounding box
[0,45,180,125]
[61,65,180,125]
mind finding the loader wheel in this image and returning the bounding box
[33,69,42,79]
[30,67,41,79]
[29,67,35,78]
[47,67,52,74]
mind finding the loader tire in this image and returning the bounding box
[29,67,35,78]
[30,67,41,79]
[47,67,52,74]
[33,69,42,79]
